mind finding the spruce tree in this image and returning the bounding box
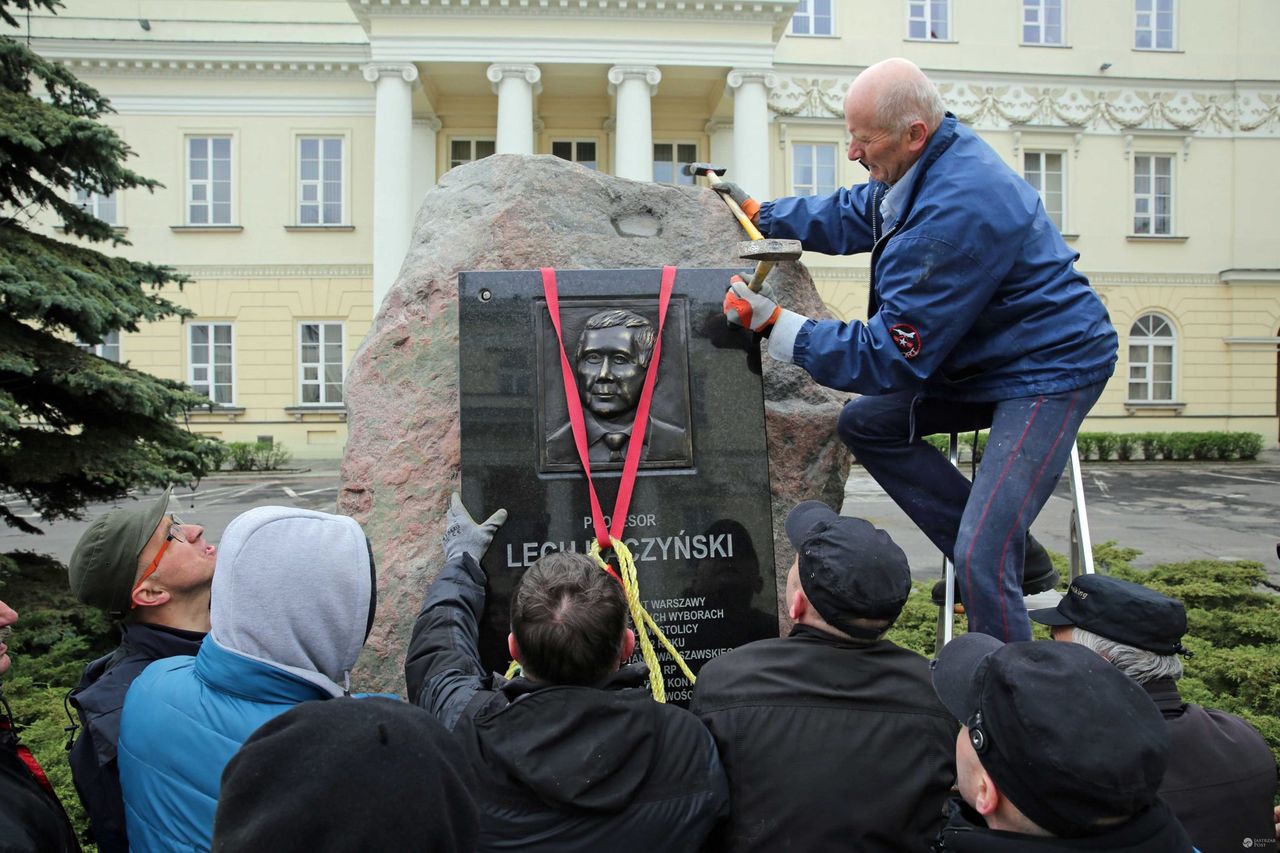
[0,0,222,534]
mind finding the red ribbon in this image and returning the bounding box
[541,266,677,552]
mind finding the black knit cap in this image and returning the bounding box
[213,697,479,852]
[1027,574,1189,655]
[931,634,1169,838]
[784,501,911,635]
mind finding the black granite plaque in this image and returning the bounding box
[459,268,777,704]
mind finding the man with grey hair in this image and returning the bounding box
[717,57,1116,643]
[1031,574,1277,853]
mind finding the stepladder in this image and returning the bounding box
[934,434,1094,654]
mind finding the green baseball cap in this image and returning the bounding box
[68,488,173,616]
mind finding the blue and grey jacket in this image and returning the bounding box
[117,506,380,853]
[760,114,1117,402]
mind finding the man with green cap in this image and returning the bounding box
[65,488,216,853]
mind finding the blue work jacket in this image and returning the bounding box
[759,114,1117,402]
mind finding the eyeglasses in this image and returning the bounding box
[130,515,188,608]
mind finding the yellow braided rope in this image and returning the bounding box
[589,539,696,703]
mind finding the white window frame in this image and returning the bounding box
[298,321,345,406]
[1022,0,1065,46]
[1023,150,1067,232]
[790,0,835,36]
[907,0,951,41]
[550,139,599,171]
[75,330,121,362]
[791,142,840,197]
[184,134,235,226]
[1127,313,1176,402]
[188,322,235,406]
[74,188,120,226]
[449,137,496,170]
[1135,0,1175,50]
[653,141,699,186]
[295,134,348,226]
[1132,153,1174,236]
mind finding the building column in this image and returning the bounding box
[705,119,734,177]
[726,69,777,198]
[362,61,418,311]
[608,65,661,182]
[410,116,441,219]
[486,64,541,154]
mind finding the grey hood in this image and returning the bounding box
[210,506,373,698]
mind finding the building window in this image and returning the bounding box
[1133,154,1173,236]
[75,330,121,362]
[653,142,698,185]
[1135,0,1174,50]
[792,143,839,196]
[908,0,950,40]
[1022,0,1064,45]
[298,136,344,225]
[75,188,119,226]
[186,136,232,225]
[450,139,495,170]
[300,322,344,405]
[551,140,598,170]
[790,0,834,36]
[188,323,234,405]
[1023,151,1066,231]
[1128,314,1175,402]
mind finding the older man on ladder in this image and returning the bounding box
[714,57,1116,643]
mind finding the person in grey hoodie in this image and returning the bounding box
[116,506,379,853]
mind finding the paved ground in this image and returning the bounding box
[4,455,1278,587]
[844,452,1280,585]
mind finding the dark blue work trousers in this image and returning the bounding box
[837,382,1106,642]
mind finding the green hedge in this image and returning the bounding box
[925,430,1264,463]
[889,541,1280,798]
[223,439,293,471]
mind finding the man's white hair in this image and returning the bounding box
[1070,626,1184,684]
[876,75,946,135]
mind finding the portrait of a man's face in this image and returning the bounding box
[539,299,693,472]
[573,310,654,421]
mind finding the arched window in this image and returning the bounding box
[1128,313,1175,402]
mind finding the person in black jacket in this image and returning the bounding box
[406,494,729,853]
[1030,574,1278,852]
[0,599,81,852]
[690,500,956,852]
[930,633,1196,852]
[64,487,217,853]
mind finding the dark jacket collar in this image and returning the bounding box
[788,623,882,648]
[1139,677,1186,717]
[935,797,1194,852]
[119,621,206,656]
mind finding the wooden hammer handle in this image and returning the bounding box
[705,173,766,242]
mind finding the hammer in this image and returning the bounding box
[683,162,802,293]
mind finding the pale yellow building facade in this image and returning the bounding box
[21,0,1280,457]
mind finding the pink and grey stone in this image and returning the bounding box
[340,154,850,692]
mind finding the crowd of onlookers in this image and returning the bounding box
[1,488,1277,852]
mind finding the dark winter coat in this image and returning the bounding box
[690,625,958,852]
[68,622,204,853]
[932,797,1197,852]
[1,699,81,852]
[406,552,730,853]
[1144,677,1278,853]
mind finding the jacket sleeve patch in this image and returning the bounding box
[890,323,922,359]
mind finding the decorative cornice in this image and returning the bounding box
[486,63,542,96]
[362,62,419,84]
[58,55,365,81]
[727,68,779,91]
[177,264,372,279]
[107,94,373,116]
[704,119,733,134]
[608,65,662,97]
[768,75,1280,137]
[369,34,774,68]
[1220,268,1280,283]
[414,116,443,132]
